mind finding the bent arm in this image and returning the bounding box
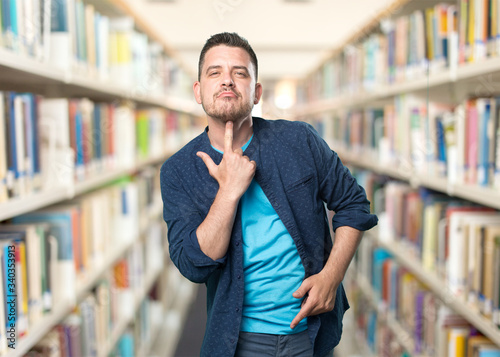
[196,189,239,261]
[322,225,363,287]
[161,163,227,284]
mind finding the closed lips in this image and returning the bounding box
[217,90,238,98]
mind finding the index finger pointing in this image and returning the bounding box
[290,304,310,330]
[224,121,233,153]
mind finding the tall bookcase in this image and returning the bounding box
[293,0,500,356]
[0,0,200,355]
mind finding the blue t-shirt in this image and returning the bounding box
[213,136,307,334]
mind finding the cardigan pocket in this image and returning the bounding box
[285,174,315,192]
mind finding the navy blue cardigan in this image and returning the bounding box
[160,117,378,356]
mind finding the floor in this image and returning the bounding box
[173,284,207,357]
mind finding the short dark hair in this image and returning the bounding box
[198,32,258,81]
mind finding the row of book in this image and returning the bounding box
[297,0,500,103]
[352,241,500,357]
[324,95,500,189]
[0,91,203,203]
[0,0,193,98]
[24,271,164,357]
[0,167,166,354]
[353,168,500,327]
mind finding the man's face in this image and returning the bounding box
[194,45,262,123]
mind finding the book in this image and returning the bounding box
[447,211,500,298]
[482,225,500,317]
[0,224,44,327]
[49,0,71,70]
[0,232,22,346]
[448,327,468,356]
[0,92,7,202]
[38,97,74,190]
[13,208,76,306]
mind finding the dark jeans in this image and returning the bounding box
[234,330,334,357]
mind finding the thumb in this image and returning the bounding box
[293,279,311,299]
[196,151,217,175]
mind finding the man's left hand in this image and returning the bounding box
[290,271,339,329]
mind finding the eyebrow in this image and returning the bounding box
[205,65,250,75]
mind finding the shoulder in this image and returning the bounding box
[255,117,321,147]
[160,131,206,180]
[254,117,316,142]
[256,117,313,132]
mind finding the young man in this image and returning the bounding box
[160,32,378,357]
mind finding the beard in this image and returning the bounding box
[201,89,253,123]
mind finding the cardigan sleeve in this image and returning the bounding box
[304,123,378,232]
[160,160,226,284]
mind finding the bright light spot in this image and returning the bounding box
[274,80,296,109]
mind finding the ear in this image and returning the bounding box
[253,82,263,104]
[193,81,202,104]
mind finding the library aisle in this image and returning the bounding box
[1,0,500,356]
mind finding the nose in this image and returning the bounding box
[221,72,234,87]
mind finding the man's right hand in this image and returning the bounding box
[196,121,256,201]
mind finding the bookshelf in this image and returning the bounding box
[333,148,500,210]
[372,229,500,348]
[355,270,430,357]
[294,0,500,355]
[0,0,201,355]
[5,206,141,357]
[0,47,201,114]
[99,265,162,357]
[150,272,197,357]
[294,56,500,117]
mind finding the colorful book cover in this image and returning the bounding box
[436,115,447,176]
[468,0,476,61]
[6,92,17,196]
[0,232,22,341]
[0,1,3,44]
[0,92,7,202]
[8,0,17,38]
[16,241,28,337]
[0,245,5,354]
[32,95,41,180]
[479,348,500,356]
[118,331,134,357]
[459,0,470,63]
[1,0,11,40]
[51,0,68,32]
[477,98,491,186]
[93,104,102,162]
[13,211,73,261]
[467,99,478,184]
[482,225,500,318]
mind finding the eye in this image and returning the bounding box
[209,71,219,76]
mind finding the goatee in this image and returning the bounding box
[202,96,253,123]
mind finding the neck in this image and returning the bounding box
[207,115,254,152]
